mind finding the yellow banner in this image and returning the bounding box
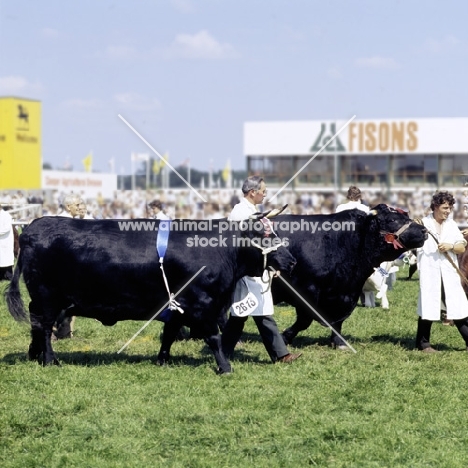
[0,97,42,189]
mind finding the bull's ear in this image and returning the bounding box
[368,210,378,216]
[265,204,288,218]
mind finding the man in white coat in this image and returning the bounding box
[58,193,81,218]
[54,193,82,339]
[221,176,302,364]
[0,207,14,280]
[416,191,468,352]
[335,186,370,214]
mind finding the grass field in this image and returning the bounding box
[2,270,468,467]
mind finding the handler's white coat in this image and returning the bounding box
[335,200,369,214]
[0,210,14,267]
[229,197,274,316]
[417,213,468,321]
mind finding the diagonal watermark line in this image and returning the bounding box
[118,114,207,202]
[268,115,356,203]
[117,266,206,354]
[270,267,356,353]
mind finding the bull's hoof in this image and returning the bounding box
[156,355,169,366]
[28,347,42,361]
[43,358,61,366]
[331,343,349,351]
[216,366,232,375]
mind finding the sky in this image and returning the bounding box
[1,0,467,175]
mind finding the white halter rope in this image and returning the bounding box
[249,238,289,293]
[159,257,184,314]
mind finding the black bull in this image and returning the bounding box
[270,204,428,347]
[5,216,296,374]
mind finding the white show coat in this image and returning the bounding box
[335,200,370,213]
[0,210,14,267]
[229,197,274,316]
[417,213,468,321]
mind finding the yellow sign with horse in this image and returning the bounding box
[0,97,41,189]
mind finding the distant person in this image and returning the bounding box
[148,200,170,220]
[229,190,240,209]
[54,193,82,339]
[58,194,81,218]
[78,201,93,219]
[335,186,370,214]
[0,206,14,281]
[415,191,468,352]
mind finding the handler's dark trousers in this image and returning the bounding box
[222,315,289,362]
[416,317,468,350]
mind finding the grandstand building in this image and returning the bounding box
[244,117,468,191]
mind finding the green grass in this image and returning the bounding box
[2,271,468,467]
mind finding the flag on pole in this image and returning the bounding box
[82,152,93,172]
[153,159,160,174]
[160,152,169,168]
[222,159,232,188]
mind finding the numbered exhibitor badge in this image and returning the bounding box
[231,292,259,317]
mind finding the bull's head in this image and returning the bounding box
[240,205,296,276]
[369,204,428,251]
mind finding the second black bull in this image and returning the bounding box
[270,204,428,347]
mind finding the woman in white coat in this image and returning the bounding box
[415,191,468,352]
[0,207,14,280]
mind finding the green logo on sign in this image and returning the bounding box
[310,123,345,152]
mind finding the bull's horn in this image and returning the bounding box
[250,210,272,220]
[266,204,288,218]
[413,217,423,225]
[368,209,378,216]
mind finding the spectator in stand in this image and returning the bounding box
[148,199,170,220]
[54,193,82,340]
[58,194,81,218]
[336,186,370,214]
[229,190,240,209]
[0,206,14,281]
[78,201,93,219]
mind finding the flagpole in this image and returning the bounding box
[146,157,150,191]
[131,152,135,191]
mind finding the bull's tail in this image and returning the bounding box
[5,248,29,322]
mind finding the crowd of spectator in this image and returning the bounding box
[3,186,468,226]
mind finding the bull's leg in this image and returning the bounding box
[157,313,184,365]
[282,305,314,345]
[407,263,417,280]
[204,328,232,375]
[29,327,43,361]
[29,299,60,366]
[330,320,348,350]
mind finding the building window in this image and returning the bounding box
[247,156,295,184]
[440,154,468,186]
[340,155,388,187]
[296,155,335,186]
